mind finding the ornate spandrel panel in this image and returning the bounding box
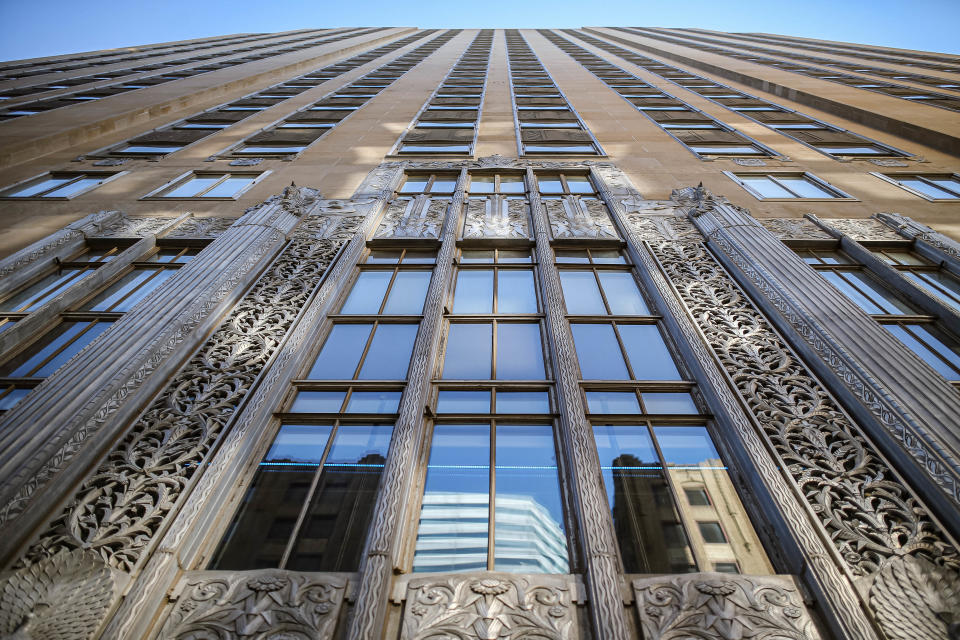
[760,218,833,241]
[543,198,617,240]
[165,217,237,239]
[89,215,176,238]
[632,573,821,640]
[398,573,583,640]
[375,197,448,239]
[462,198,530,239]
[157,570,348,640]
[819,218,904,241]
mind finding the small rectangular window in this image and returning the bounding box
[1,172,124,199]
[728,172,851,200]
[146,171,265,199]
[874,173,960,201]
[698,521,728,543]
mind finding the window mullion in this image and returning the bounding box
[488,420,496,571]
[196,174,231,197]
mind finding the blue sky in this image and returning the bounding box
[2,0,959,61]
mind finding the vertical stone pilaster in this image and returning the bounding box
[875,211,960,275]
[348,168,467,640]
[526,167,631,640]
[680,190,960,535]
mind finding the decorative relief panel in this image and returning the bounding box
[400,574,577,640]
[646,232,960,640]
[90,215,174,238]
[760,218,833,241]
[375,198,447,239]
[462,198,530,239]
[876,212,960,262]
[619,200,702,243]
[633,573,819,640]
[819,218,904,241]
[544,198,617,240]
[166,217,236,239]
[158,570,347,640]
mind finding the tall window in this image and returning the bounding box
[799,247,960,382]
[0,244,200,411]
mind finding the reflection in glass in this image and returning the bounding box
[452,271,493,313]
[382,271,431,314]
[598,272,649,315]
[1,321,113,378]
[358,324,418,379]
[497,323,545,379]
[560,271,605,314]
[571,324,628,379]
[443,323,492,379]
[308,324,371,379]
[437,390,491,413]
[496,391,550,414]
[618,324,681,380]
[340,272,392,314]
[498,270,537,313]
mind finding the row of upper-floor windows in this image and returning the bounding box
[4,170,958,202]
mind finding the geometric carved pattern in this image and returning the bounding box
[22,213,364,575]
[544,197,617,239]
[0,549,124,640]
[463,198,530,238]
[646,237,960,633]
[632,573,818,640]
[870,555,960,640]
[159,570,347,640]
[375,198,447,239]
[400,574,576,640]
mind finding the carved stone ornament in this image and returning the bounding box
[732,157,767,167]
[22,213,364,581]
[92,158,127,167]
[543,198,617,239]
[158,570,347,640]
[380,157,620,172]
[632,573,819,640]
[0,549,126,640]
[868,158,910,167]
[375,197,447,239]
[91,215,173,238]
[819,218,904,241]
[463,198,530,239]
[869,555,960,640]
[760,218,833,240]
[618,201,702,243]
[229,157,263,166]
[876,212,960,261]
[166,217,236,239]
[400,574,576,640]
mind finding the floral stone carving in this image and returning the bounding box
[463,198,530,239]
[0,549,125,640]
[401,574,576,640]
[167,217,236,239]
[819,218,904,241]
[543,198,617,239]
[633,573,818,640]
[159,570,347,639]
[376,198,447,239]
[91,216,173,238]
[761,218,833,240]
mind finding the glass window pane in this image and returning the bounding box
[555,250,590,263]
[287,424,392,571]
[400,176,429,193]
[7,176,70,197]
[469,175,495,193]
[585,391,641,414]
[497,250,531,263]
[571,324,629,379]
[340,271,393,314]
[537,175,564,193]
[366,250,403,263]
[443,323,492,379]
[886,325,960,380]
[739,176,792,198]
[437,390,491,413]
[210,424,334,570]
[203,176,254,197]
[163,176,219,197]
[560,271,605,314]
[618,324,682,380]
[653,426,723,468]
[494,425,567,573]
[643,393,699,414]
[43,177,103,198]
[779,176,836,198]
[905,272,960,312]
[308,324,372,379]
[414,424,490,572]
[0,388,31,411]
[698,521,727,543]
[496,323,545,379]
[429,178,457,193]
[358,324,418,379]
[1,269,92,311]
[497,270,537,313]
[84,268,175,312]
[460,250,495,263]
[841,271,915,314]
[496,391,550,414]
[4,320,112,378]
[566,177,594,193]
[290,391,346,412]
[590,250,626,264]
[592,425,695,573]
[499,176,526,193]
[598,272,649,315]
[382,271,431,315]
[820,271,884,314]
[345,391,402,413]
[402,251,437,264]
[685,488,711,506]
[898,177,956,199]
[452,270,493,313]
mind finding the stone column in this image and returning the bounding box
[679,188,960,536]
[0,189,308,563]
[348,168,466,640]
[875,211,960,275]
[525,166,631,640]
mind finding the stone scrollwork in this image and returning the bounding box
[0,549,126,640]
[875,212,960,262]
[620,201,702,243]
[90,215,174,238]
[463,198,530,239]
[633,573,818,640]
[375,198,447,239]
[760,218,833,240]
[400,574,576,640]
[544,198,617,239]
[15,208,364,626]
[158,570,347,639]
[819,218,904,241]
[166,217,237,239]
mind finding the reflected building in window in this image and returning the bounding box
[0,26,958,640]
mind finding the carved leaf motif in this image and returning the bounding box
[544,198,617,239]
[761,219,833,240]
[160,570,346,639]
[463,198,530,239]
[167,217,236,239]
[92,216,172,238]
[23,214,365,573]
[400,574,575,640]
[820,219,904,241]
[0,549,119,640]
[647,240,960,578]
[870,555,960,640]
[376,198,447,239]
[633,573,816,640]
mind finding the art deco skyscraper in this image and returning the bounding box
[0,26,958,640]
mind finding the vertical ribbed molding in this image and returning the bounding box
[593,166,880,640]
[348,167,466,640]
[875,212,960,275]
[525,166,630,640]
[680,190,960,535]
[93,177,393,640]
[0,192,304,562]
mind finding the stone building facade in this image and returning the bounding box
[0,26,958,640]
